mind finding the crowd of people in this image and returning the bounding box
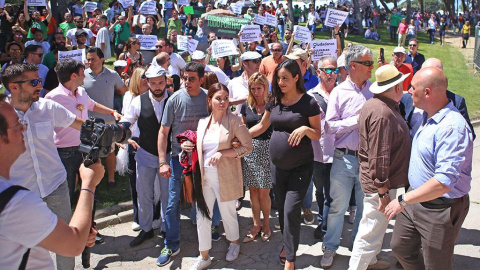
[0,0,476,270]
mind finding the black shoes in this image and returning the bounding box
[130,229,154,247]
[95,233,105,244]
[314,224,325,240]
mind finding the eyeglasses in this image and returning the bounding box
[156,45,163,48]
[166,84,174,88]
[393,53,406,58]
[352,61,374,67]
[182,76,198,82]
[247,58,261,64]
[9,49,21,53]
[271,48,282,52]
[319,68,340,74]
[133,42,140,45]
[13,78,43,87]
[30,53,43,57]
[408,44,418,47]
[8,119,28,131]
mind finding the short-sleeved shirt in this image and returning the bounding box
[114,22,131,45]
[240,102,272,140]
[398,22,408,34]
[8,99,76,198]
[390,14,401,27]
[161,88,209,157]
[0,180,58,269]
[59,22,76,37]
[95,27,112,60]
[66,28,94,46]
[24,40,51,54]
[83,67,124,122]
[267,94,321,170]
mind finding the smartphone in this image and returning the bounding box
[380,48,385,64]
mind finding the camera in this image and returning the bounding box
[79,117,131,166]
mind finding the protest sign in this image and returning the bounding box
[26,0,46,7]
[324,8,349,27]
[231,3,242,15]
[211,40,238,59]
[139,1,157,15]
[193,6,206,17]
[119,0,134,8]
[134,15,146,24]
[240,25,261,42]
[0,0,5,8]
[184,6,194,15]
[178,0,189,5]
[187,39,199,55]
[293,25,312,43]
[203,15,250,39]
[311,39,337,61]
[84,2,97,13]
[218,0,228,5]
[136,35,157,50]
[265,13,277,27]
[59,49,84,62]
[177,35,188,51]
[253,14,266,25]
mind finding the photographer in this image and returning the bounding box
[0,93,103,269]
[1,63,86,270]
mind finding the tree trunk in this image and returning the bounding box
[287,0,294,31]
[442,0,453,15]
[406,0,412,21]
[419,0,424,14]
[353,0,363,35]
[394,0,398,8]
[461,0,468,12]
[379,0,390,13]
[51,0,68,23]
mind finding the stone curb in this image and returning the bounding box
[473,119,480,128]
[96,209,134,230]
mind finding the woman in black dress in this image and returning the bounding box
[250,59,321,270]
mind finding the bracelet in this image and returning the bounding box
[81,188,95,195]
[379,191,389,198]
[110,110,117,116]
[159,161,168,167]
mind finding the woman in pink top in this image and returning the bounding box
[397,17,408,47]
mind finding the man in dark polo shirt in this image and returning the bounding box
[404,38,425,74]
[349,65,411,270]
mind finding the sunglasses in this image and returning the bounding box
[182,76,198,82]
[156,45,163,48]
[9,49,21,53]
[271,48,282,52]
[319,68,340,74]
[248,58,261,64]
[408,44,418,47]
[393,53,405,58]
[30,53,43,57]
[353,61,374,67]
[13,78,43,87]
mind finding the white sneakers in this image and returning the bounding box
[225,243,240,262]
[321,248,336,268]
[189,256,212,270]
[131,222,140,231]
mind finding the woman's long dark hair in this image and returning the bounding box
[269,59,305,107]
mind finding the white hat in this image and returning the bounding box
[113,60,128,68]
[191,50,206,60]
[144,65,168,79]
[240,51,262,61]
[393,46,406,54]
[370,65,410,94]
[285,48,308,61]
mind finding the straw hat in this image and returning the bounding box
[370,65,410,94]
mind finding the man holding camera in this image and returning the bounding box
[1,63,85,270]
[0,93,104,269]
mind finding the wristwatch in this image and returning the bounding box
[398,194,408,207]
[379,191,389,198]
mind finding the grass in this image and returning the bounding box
[312,26,480,119]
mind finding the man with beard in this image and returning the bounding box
[66,16,94,47]
[42,32,66,70]
[1,63,85,270]
[120,65,172,247]
[280,29,296,55]
[73,31,89,50]
[60,13,76,37]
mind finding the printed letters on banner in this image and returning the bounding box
[26,0,46,7]
[254,14,266,25]
[294,25,312,43]
[164,0,174,9]
[265,13,278,27]
[139,1,157,15]
[203,15,250,39]
[177,35,188,51]
[324,8,349,27]
[240,25,261,42]
[218,0,228,5]
[119,0,135,8]
[58,49,84,62]
[84,2,97,13]
[311,39,337,61]
[211,40,238,59]
[136,35,157,50]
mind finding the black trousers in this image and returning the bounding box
[271,161,313,262]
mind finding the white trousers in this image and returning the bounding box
[196,167,239,251]
[349,188,404,270]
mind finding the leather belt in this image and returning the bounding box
[421,194,468,209]
[337,148,358,157]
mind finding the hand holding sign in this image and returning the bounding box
[311,39,337,61]
[293,25,312,43]
[27,0,47,7]
[211,40,239,59]
[325,8,349,27]
[139,1,157,15]
[240,25,261,43]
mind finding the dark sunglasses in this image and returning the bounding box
[9,49,21,53]
[182,76,198,82]
[30,52,43,57]
[271,48,282,52]
[353,61,374,67]
[320,68,340,74]
[156,45,163,48]
[247,58,261,64]
[408,44,418,47]
[13,78,43,87]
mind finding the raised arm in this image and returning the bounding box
[24,1,30,22]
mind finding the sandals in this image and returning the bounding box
[242,226,262,243]
[279,247,286,265]
[261,230,272,242]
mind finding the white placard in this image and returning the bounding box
[0,0,5,8]
[311,39,337,61]
[262,0,270,3]
[265,13,278,27]
[119,0,135,8]
[136,34,157,50]
[231,3,242,15]
[211,40,238,58]
[84,2,97,13]
[324,8,349,27]
[139,1,157,15]
[134,15,146,25]
[254,14,266,25]
[164,1,174,9]
[27,0,47,7]
[178,0,189,5]
[58,49,85,62]
[218,0,228,5]
[240,25,261,42]
[177,35,188,51]
[293,25,312,43]
[187,39,199,55]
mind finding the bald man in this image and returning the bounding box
[400,58,475,140]
[386,67,473,270]
[156,53,171,70]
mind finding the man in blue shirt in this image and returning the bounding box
[404,38,425,74]
[385,67,473,270]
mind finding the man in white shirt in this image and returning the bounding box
[2,63,85,270]
[95,15,112,60]
[151,38,186,76]
[66,16,94,47]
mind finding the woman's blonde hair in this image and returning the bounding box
[247,72,269,109]
[128,66,147,97]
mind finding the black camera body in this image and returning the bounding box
[79,117,131,166]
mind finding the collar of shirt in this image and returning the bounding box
[346,77,370,92]
[86,67,107,78]
[58,83,77,97]
[422,100,454,126]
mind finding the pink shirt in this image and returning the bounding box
[45,84,96,147]
[398,22,408,34]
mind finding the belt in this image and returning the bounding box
[57,146,80,152]
[421,194,468,209]
[337,148,358,157]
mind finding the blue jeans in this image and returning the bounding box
[302,180,314,209]
[308,23,316,34]
[190,200,221,227]
[323,149,364,251]
[57,147,83,206]
[278,24,285,41]
[390,26,398,40]
[164,155,184,251]
[428,29,435,43]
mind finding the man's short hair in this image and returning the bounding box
[55,59,85,84]
[24,45,42,58]
[0,94,8,140]
[184,62,205,78]
[318,55,337,68]
[99,15,108,21]
[344,45,373,71]
[86,46,105,59]
[1,63,39,91]
[158,38,172,48]
[409,38,419,44]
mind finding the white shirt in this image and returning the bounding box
[0,180,57,270]
[205,65,230,86]
[122,91,139,137]
[66,28,94,46]
[307,11,320,25]
[203,127,220,168]
[227,75,249,114]
[24,40,50,56]
[121,91,168,134]
[8,98,76,198]
[95,27,112,60]
[308,86,334,163]
[428,18,437,30]
[151,52,186,76]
